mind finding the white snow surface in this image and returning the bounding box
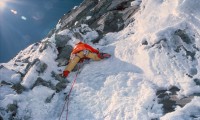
[86,16,92,20]
[1,0,200,120]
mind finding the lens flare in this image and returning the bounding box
[0,1,6,9]
[0,0,21,11]
[21,16,27,20]
[11,9,17,14]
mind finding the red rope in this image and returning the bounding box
[59,64,81,120]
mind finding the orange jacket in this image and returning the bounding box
[71,42,99,54]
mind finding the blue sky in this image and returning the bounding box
[0,0,83,63]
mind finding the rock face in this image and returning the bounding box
[156,86,181,114]
[58,0,140,35]
[148,26,200,115]
[0,1,141,119]
[56,45,73,66]
[9,0,200,119]
[157,86,200,114]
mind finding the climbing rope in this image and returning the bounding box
[59,63,82,120]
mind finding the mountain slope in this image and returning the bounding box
[1,0,200,120]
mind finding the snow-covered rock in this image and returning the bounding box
[1,0,200,120]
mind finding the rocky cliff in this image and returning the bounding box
[1,0,200,120]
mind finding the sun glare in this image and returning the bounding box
[0,0,15,10]
[0,1,6,9]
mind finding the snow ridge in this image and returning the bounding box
[1,0,200,120]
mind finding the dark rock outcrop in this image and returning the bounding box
[32,77,55,90]
[55,34,71,48]
[174,29,193,44]
[1,81,12,86]
[58,0,140,34]
[157,86,200,115]
[174,29,196,61]
[194,78,200,86]
[51,71,66,82]
[32,76,69,93]
[7,103,18,119]
[142,39,148,45]
[45,93,55,103]
[188,67,198,76]
[35,61,48,74]
[56,45,73,66]
[51,71,69,92]
[39,41,53,53]
[55,80,68,93]
[157,86,180,114]
[11,83,25,94]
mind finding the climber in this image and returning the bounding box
[62,39,110,78]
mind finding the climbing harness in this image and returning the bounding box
[83,50,89,56]
[59,63,82,120]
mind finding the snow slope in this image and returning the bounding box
[1,0,200,120]
[61,0,200,119]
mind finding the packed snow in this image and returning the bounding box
[1,0,200,120]
[86,16,92,20]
